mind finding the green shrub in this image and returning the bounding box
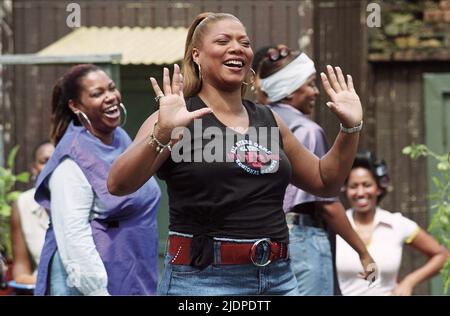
[403,144,450,293]
[0,145,30,260]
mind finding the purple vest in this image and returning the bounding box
[34,122,161,295]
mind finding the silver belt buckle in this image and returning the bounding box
[250,238,272,267]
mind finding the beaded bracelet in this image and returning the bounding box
[147,120,172,153]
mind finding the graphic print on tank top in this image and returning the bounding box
[228,135,279,175]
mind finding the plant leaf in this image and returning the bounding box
[6,191,22,203]
[0,204,11,217]
[7,145,19,169]
[15,171,30,183]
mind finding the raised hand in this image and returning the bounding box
[150,64,212,134]
[320,65,363,128]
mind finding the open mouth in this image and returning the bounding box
[104,104,120,119]
[223,59,245,69]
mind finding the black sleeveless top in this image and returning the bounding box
[158,96,292,266]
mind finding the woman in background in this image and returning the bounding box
[11,141,54,285]
[337,150,449,295]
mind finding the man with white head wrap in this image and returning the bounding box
[258,47,375,296]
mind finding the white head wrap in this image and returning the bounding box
[260,53,316,103]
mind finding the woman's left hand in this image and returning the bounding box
[320,65,363,128]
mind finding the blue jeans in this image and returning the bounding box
[158,234,299,296]
[48,251,82,296]
[289,221,333,295]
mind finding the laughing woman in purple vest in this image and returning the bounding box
[34,64,161,295]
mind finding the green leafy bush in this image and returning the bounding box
[403,144,450,293]
[0,145,30,260]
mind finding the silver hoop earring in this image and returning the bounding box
[243,68,256,86]
[76,110,93,130]
[119,102,127,127]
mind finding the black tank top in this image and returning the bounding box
[158,96,291,266]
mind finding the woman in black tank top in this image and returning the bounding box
[108,12,364,296]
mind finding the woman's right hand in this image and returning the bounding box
[150,64,212,139]
[358,251,378,285]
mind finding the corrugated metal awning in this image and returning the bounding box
[37,26,188,65]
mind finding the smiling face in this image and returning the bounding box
[346,167,381,214]
[69,70,121,139]
[192,18,254,92]
[287,74,319,115]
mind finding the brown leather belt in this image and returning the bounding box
[168,235,288,266]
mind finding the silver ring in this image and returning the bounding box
[154,94,164,103]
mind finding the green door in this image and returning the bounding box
[423,73,450,295]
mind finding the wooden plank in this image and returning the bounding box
[119,3,137,27]
[314,0,342,142]
[362,62,376,150]
[268,2,285,46]
[12,1,26,53]
[23,1,39,53]
[38,65,55,146]
[135,2,151,27]
[87,1,106,27]
[54,2,72,41]
[0,65,15,161]
[38,1,57,49]
[152,0,171,27]
[250,1,271,50]
[215,0,238,16]
[298,0,314,55]
[12,65,28,180]
[359,1,371,149]
[103,1,121,27]
[404,64,428,295]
